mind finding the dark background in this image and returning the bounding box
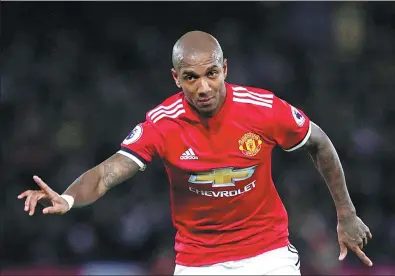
[2,2,395,275]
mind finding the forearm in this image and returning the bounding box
[62,167,103,207]
[305,124,356,218]
[62,153,140,208]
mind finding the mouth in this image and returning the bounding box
[198,97,214,104]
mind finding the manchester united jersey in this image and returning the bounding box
[119,83,311,266]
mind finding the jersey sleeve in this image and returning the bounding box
[270,96,312,152]
[118,118,163,171]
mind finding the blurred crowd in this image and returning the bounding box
[2,2,395,275]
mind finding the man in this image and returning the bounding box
[19,31,372,275]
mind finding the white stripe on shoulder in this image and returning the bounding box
[148,98,185,123]
[150,104,184,121]
[233,86,248,91]
[232,86,274,108]
[152,109,185,123]
[233,92,273,104]
[233,86,274,98]
[233,97,273,108]
[148,98,183,117]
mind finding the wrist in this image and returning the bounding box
[337,206,356,220]
[60,194,75,210]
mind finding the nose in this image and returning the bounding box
[197,79,211,97]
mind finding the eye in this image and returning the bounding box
[208,71,218,78]
[184,75,196,81]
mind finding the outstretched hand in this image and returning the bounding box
[18,176,70,216]
[337,214,373,267]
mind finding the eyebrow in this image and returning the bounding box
[182,65,219,75]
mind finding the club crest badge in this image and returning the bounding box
[238,132,263,157]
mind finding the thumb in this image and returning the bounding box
[339,242,348,261]
[43,205,65,215]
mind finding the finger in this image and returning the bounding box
[357,235,365,249]
[339,242,348,261]
[367,230,373,239]
[354,247,373,267]
[18,190,30,199]
[29,193,44,216]
[28,194,40,215]
[33,176,57,197]
[362,236,368,248]
[24,193,33,212]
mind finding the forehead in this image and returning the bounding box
[179,52,222,74]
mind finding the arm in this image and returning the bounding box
[265,96,372,265]
[302,122,355,217]
[18,153,141,215]
[19,120,159,215]
[62,152,140,207]
[302,122,373,266]
[65,121,160,206]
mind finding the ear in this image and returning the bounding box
[223,59,228,80]
[171,68,181,88]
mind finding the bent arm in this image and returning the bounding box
[302,122,356,218]
[62,153,140,207]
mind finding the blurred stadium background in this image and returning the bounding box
[1,1,395,275]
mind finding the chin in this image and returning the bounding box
[197,105,216,116]
[199,106,215,112]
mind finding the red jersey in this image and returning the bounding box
[119,83,311,266]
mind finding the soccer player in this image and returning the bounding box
[18,31,373,275]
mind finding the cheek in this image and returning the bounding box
[211,81,222,93]
[182,89,196,101]
[183,84,200,97]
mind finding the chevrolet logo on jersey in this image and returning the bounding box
[188,165,257,188]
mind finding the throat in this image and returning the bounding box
[200,110,216,118]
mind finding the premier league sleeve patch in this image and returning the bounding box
[291,106,305,127]
[123,124,143,145]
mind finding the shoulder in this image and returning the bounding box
[145,92,185,125]
[230,83,275,96]
[228,83,277,116]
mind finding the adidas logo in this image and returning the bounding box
[180,148,198,160]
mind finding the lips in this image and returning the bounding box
[198,97,213,103]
